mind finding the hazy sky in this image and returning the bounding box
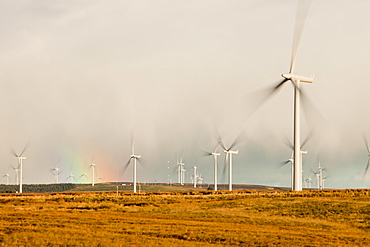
[0,0,369,189]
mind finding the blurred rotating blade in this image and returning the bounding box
[243,79,289,121]
[362,133,370,153]
[290,0,312,74]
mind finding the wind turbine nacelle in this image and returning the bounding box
[225,150,238,155]
[281,73,313,83]
[300,150,308,155]
[131,155,141,159]
[212,152,221,156]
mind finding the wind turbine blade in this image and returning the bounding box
[278,160,290,168]
[213,144,218,154]
[137,158,146,168]
[300,87,327,130]
[10,148,18,157]
[130,131,135,155]
[200,150,212,157]
[283,136,294,150]
[229,131,247,150]
[242,79,288,121]
[217,136,227,151]
[20,142,30,157]
[221,153,228,183]
[120,158,132,178]
[289,0,312,74]
[362,133,370,153]
[301,129,315,149]
[361,159,370,181]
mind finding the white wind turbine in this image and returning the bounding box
[11,144,29,193]
[246,1,313,191]
[51,160,61,184]
[3,167,10,185]
[122,135,142,193]
[79,166,88,183]
[176,158,184,184]
[67,171,75,183]
[304,176,312,188]
[315,162,325,190]
[202,146,220,191]
[90,157,96,186]
[12,165,20,185]
[279,151,294,189]
[192,165,198,188]
[218,132,246,191]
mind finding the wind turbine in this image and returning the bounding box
[245,1,313,191]
[11,165,20,185]
[3,167,10,185]
[176,158,184,184]
[202,146,220,191]
[67,171,75,183]
[11,144,28,193]
[279,151,294,189]
[218,132,246,191]
[90,157,96,186]
[122,135,142,193]
[192,165,198,188]
[51,162,61,184]
[315,162,325,190]
[362,133,370,183]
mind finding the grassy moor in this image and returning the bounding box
[0,189,369,246]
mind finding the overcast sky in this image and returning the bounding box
[0,0,369,189]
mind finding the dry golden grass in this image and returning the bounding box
[0,189,369,246]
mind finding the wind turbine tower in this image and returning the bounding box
[90,161,96,186]
[11,145,28,193]
[122,137,142,193]
[192,165,197,188]
[181,163,186,185]
[224,150,238,191]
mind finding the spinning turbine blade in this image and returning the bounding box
[10,148,18,157]
[278,160,290,168]
[362,159,370,181]
[229,131,247,151]
[362,133,370,153]
[301,129,315,149]
[121,158,132,177]
[283,136,294,150]
[217,136,227,151]
[290,0,312,74]
[243,78,289,120]
[20,142,29,157]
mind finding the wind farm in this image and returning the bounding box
[0,0,370,246]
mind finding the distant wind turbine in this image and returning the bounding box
[3,167,10,185]
[90,157,96,186]
[67,171,75,183]
[121,134,142,193]
[218,131,246,191]
[202,145,220,191]
[192,165,198,188]
[51,160,62,184]
[11,144,29,193]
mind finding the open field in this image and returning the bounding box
[0,189,369,246]
[0,183,289,193]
